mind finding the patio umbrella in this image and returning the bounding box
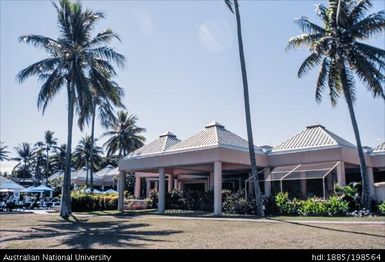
[83,188,102,194]
[103,189,118,194]
[0,180,25,191]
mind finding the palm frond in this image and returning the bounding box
[294,16,325,34]
[225,0,234,13]
[298,52,322,78]
[18,35,60,55]
[352,10,385,39]
[90,47,126,68]
[349,50,385,99]
[349,0,373,23]
[315,57,330,103]
[286,33,323,51]
[16,58,61,83]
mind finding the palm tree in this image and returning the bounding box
[102,111,146,158]
[51,144,67,173]
[32,141,47,185]
[73,136,103,185]
[78,74,124,192]
[0,142,9,161]
[224,0,264,217]
[43,130,58,179]
[17,0,125,219]
[287,0,385,209]
[12,143,33,182]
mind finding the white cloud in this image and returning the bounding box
[199,18,233,54]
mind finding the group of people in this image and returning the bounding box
[0,192,59,211]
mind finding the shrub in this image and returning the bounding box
[124,199,149,210]
[335,183,362,211]
[377,201,385,216]
[275,192,296,215]
[326,196,349,216]
[222,190,255,215]
[71,192,118,211]
[296,198,327,216]
[146,189,158,209]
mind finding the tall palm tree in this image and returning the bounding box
[102,111,146,158]
[73,136,103,185]
[225,0,264,217]
[43,130,58,179]
[0,142,9,161]
[287,0,385,209]
[12,143,33,182]
[78,74,124,192]
[17,0,125,219]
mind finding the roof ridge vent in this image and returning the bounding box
[159,131,176,138]
[205,121,225,129]
[306,124,325,129]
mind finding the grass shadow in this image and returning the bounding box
[1,216,182,248]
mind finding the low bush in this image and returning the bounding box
[222,190,255,215]
[274,192,350,216]
[124,199,149,210]
[275,192,296,215]
[377,201,385,216]
[71,192,118,211]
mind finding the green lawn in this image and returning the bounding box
[0,213,384,249]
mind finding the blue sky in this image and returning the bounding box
[1,0,384,169]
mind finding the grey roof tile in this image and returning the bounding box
[273,124,356,152]
[128,132,181,157]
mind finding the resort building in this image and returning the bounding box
[118,122,385,215]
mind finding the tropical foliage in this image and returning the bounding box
[102,111,146,158]
[17,0,125,218]
[0,142,9,161]
[12,143,34,182]
[287,0,385,209]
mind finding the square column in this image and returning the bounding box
[146,180,151,197]
[174,178,178,190]
[117,171,126,211]
[264,168,271,197]
[158,167,166,214]
[336,162,346,187]
[367,167,375,199]
[300,171,307,197]
[168,174,173,192]
[213,161,222,216]
[209,171,214,191]
[134,176,141,198]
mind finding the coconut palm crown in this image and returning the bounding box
[287,0,385,209]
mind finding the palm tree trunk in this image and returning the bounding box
[46,147,50,180]
[343,90,370,210]
[234,0,264,217]
[60,80,74,219]
[89,101,96,193]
